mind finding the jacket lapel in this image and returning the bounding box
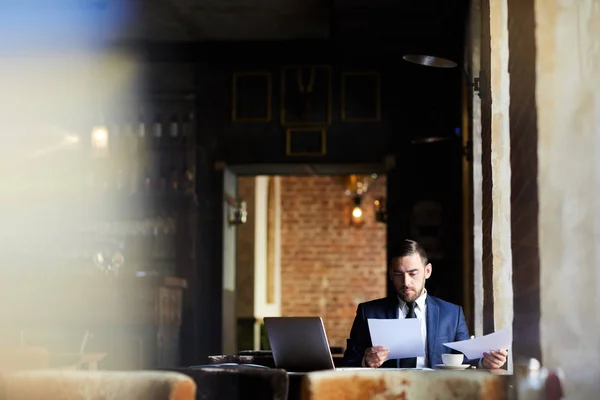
[385,296,399,319]
[384,296,399,368]
[426,296,439,367]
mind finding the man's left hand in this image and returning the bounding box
[482,349,508,369]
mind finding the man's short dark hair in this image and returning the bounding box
[391,239,429,265]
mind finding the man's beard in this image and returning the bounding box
[398,281,425,302]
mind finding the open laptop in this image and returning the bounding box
[264,316,340,372]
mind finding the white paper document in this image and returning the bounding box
[443,328,512,360]
[367,318,425,359]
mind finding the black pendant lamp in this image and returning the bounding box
[402,54,458,69]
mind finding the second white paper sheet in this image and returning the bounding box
[367,318,425,359]
[442,328,512,360]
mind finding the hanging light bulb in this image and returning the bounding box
[350,195,365,227]
[91,101,109,157]
[91,124,109,158]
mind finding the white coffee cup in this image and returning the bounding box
[441,353,464,366]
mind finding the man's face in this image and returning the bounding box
[389,253,432,302]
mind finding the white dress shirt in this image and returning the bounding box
[362,290,429,368]
[398,290,428,368]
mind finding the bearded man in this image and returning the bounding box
[343,239,508,370]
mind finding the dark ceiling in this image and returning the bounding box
[0,0,469,64]
[105,0,469,55]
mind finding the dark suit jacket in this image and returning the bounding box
[343,295,476,368]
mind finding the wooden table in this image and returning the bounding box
[286,368,512,400]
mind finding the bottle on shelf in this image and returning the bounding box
[181,112,193,148]
[169,114,179,143]
[143,166,152,194]
[169,167,179,193]
[133,109,148,195]
[153,113,163,148]
[122,122,138,195]
[110,121,125,193]
[158,161,168,194]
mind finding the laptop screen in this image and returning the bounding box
[264,317,336,372]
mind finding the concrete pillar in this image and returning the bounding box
[468,0,484,338]
[253,176,282,350]
[489,0,513,341]
[536,1,600,397]
[236,176,283,350]
[221,168,238,356]
[506,0,541,363]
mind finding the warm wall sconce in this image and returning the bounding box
[345,174,379,227]
[91,124,109,158]
[373,197,387,223]
[228,199,248,225]
[350,195,365,227]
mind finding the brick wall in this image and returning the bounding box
[280,175,387,349]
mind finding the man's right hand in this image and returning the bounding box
[364,346,390,368]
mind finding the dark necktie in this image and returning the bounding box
[399,301,417,368]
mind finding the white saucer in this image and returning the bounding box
[435,364,470,370]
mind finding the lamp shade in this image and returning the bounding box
[402,54,457,69]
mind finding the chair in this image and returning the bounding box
[0,370,196,400]
[168,366,289,400]
[514,357,565,400]
[0,346,50,371]
[545,369,565,400]
[301,369,509,400]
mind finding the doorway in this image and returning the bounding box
[225,163,389,355]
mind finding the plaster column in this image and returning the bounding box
[253,176,282,349]
[536,1,600,397]
[489,0,514,343]
[468,0,484,338]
